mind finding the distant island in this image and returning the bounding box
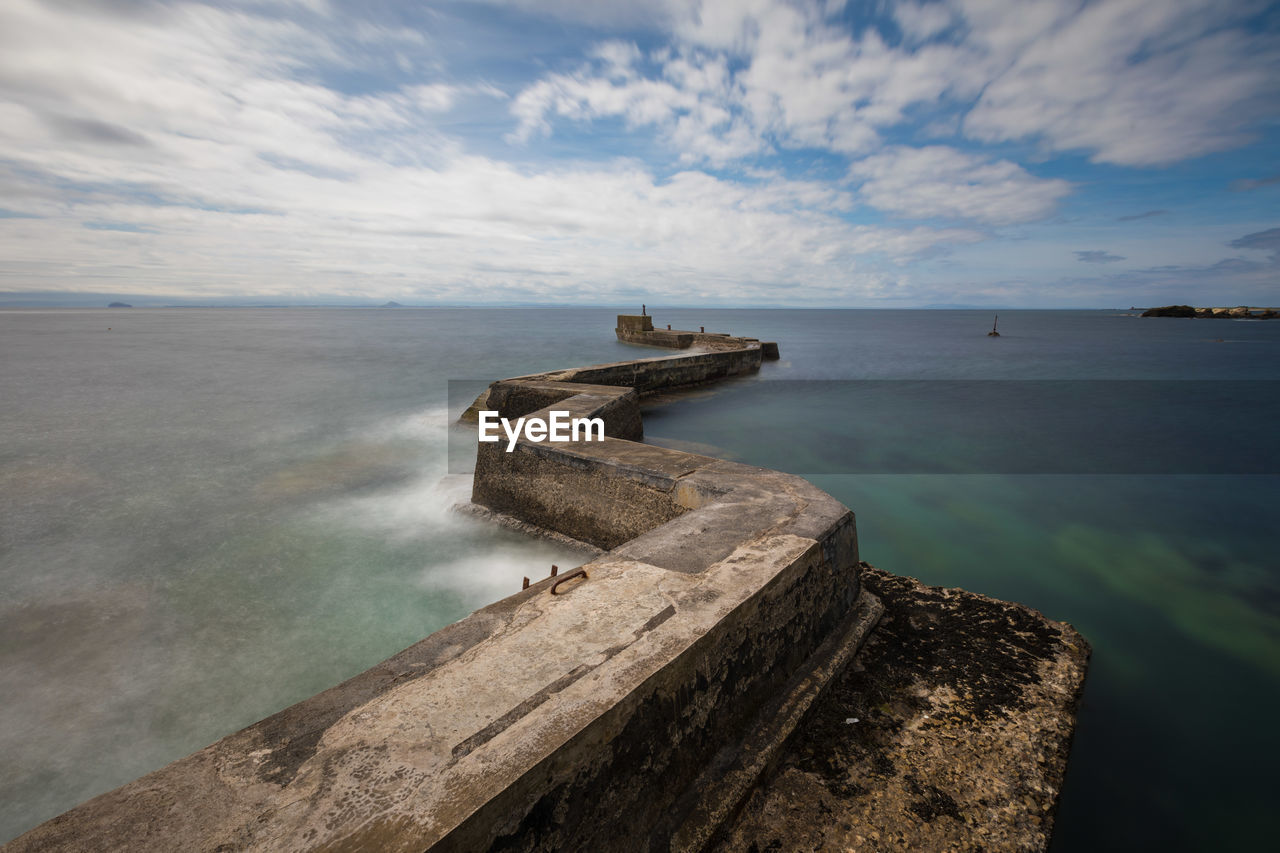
[1141,304,1277,319]
[380,301,404,308]
[107,302,132,308]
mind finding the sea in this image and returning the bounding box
[1,307,1277,849]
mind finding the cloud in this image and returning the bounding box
[82,221,157,234]
[724,6,979,156]
[1231,174,1280,192]
[894,1,959,44]
[0,159,982,304]
[511,1,986,161]
[1116,210,1167,222]
[0,0,1007,306]
[848,146,1073,225]
[510,0,1280,169]
[462,0,681,30]
[3,0,1277,307]
[508,46,750,162]
[42,115,152,147]
[1228,227,1280,263]
[959,0,1280,166]
[1075,250,1125,264]
[508,39,771,165]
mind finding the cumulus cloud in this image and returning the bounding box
[4,0,1278,306]
[0,0,989,305]
[511,0,1279,168]
[508,45,757,164]
[894,1,959,44]
[960,0,1280,166]
[1075,250,1125,264]
[510,0,985,161]
[847,146,1073,225]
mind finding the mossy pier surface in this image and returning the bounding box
[7,317,1088,852]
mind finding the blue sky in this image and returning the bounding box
[0,0,1277,307]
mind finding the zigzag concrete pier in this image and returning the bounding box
[7,316,1088,853]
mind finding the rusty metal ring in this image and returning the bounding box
[549,569,589,595]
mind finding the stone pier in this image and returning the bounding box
[6,316,1088,853]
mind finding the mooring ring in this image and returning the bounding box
[550,569,589,595]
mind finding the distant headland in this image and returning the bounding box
[1141,304,1277,318]
[106,302,131,308]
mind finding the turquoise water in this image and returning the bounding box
[640,309,1280,852]
[1,307,1277,848]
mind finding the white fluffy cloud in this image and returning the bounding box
[510,41,763,165]
[848,146,1073,225]
[514,0,982,161]
[0,0,986,304]
[513,0,1279,168]
[2,0,1276,305]
[0,157,982,303]
[959,0,1280,165]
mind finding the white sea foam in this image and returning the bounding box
[415,543,579,608]
[359,402,454,444]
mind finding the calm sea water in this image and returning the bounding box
[2,307,1277,849]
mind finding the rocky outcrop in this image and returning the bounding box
[715,566,1090,852]
[1140,304,1197,317]
[1142,304,1278,318]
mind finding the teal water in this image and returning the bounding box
[641,309,1280,852]
[1,307,1277,849]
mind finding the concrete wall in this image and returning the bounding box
[7,319,874,853]
[616,313,654,332]
[617,328,696,348]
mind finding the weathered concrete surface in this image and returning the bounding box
[714,565,1091,853]
[547,346,763,394]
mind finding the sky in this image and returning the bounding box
[0,0,1278,308]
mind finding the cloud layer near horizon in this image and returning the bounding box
[1,0,1278,306]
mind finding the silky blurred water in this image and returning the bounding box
[1,307,1277,849]
[0,307,625,841]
